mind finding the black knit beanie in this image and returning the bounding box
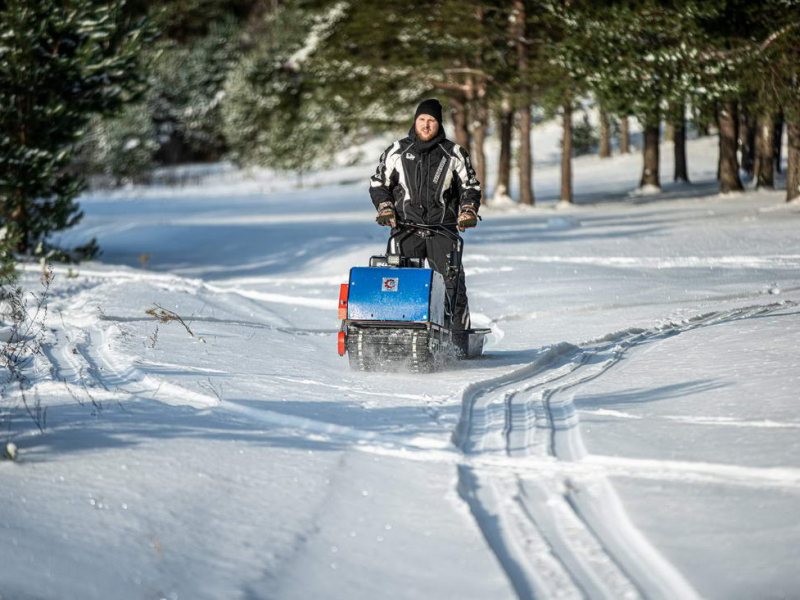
[414,98,443,126]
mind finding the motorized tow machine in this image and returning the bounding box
[337,222,491,372]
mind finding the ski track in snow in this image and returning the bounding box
[452,301,796,600]
[33,300,454,453]
[33,288,800,480]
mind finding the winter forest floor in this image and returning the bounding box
[2,133,800,600]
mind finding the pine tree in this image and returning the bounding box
[692,2,800,198]
[534,4,592,204]
[76,102,159,185]
[221,4,352,175]
[149,19,242,164]
[557,2,713,192]
[0,0,155,253]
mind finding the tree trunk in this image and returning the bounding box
[754,113,775,189]
[739,107,755,179]
[718,102,744,194]
[560,103,573,203]
[599,108,611,158]
[620,117,631,154]
[450,99,471,155]
[467,5,487,195]
[674,104,689,183]
[518,104,534,205]
[664,123,675,142]
[640,121,660,188]
[12,190,29,253]
[696,103,713,136]
[495,100,513,200]
[787,120,800,202]
[774,113,783,174]
[471,94,488,193]
[514,0,533,205]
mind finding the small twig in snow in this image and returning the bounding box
[199,377,223,402]
[145,303,206,343]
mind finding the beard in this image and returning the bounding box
[416,124,438,141]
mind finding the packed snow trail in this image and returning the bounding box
[453,302,793,600]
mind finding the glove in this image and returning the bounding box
[457,205,478,232]
[376,202,396,228]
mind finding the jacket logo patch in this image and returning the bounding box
[405,153,415,160]
[432,157,447,185]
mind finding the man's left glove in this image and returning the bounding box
[376,201,396,228]
[457,205,478,232]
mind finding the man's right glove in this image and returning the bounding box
[376,201,396,228]
[457,204,478,232]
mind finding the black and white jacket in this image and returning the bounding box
[369,129,481,227]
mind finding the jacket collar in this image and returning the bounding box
[408,125,446,154]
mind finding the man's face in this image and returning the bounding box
[415,114,439,141]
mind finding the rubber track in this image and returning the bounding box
[347,325,439,373]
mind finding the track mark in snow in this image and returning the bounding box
[99,314,333,337]
[581,411,800,429]
[492,285,800,325]
[578,408,642,420]
[37,327,99,390]
[454,302,794,600]
[39,342,68,384]
[203,283,334,310]
[37,300,800,496]
[44,316,452,451]
[134,360,228,374]
[218,400,450,452]
[20,263,335,313]
[42,315,220,410]
[457,468,580,600]
[663,415,800,429]
[581,455,800,489]
[469,254,800,270]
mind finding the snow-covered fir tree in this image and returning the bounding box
[0,0,155,253]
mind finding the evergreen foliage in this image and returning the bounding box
[0,0,156,253]
[553,2,711,127]
[153,0,260,43]
[6,0,796,202]
[76,102,159,185]
[150,19,242,164]
[221,3,354,174]
[572,113,599,156]
[0,226,21,282]
[80,0,260,174]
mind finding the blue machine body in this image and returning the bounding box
[347,267,445,325]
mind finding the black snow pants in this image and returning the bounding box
[394,230,470,330]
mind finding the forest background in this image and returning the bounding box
[1,0,799,273]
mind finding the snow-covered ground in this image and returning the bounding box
[2,131,799,600]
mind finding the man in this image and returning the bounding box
[369,98,480,330]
